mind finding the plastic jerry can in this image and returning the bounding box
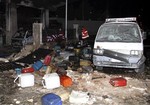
[41,93,62,105]
[60,75,73,87]
[21,67,34,73]
[109,77,127,87]
[32,60,43,71]
[14,73,34,88]
[44,55,51,66]
[42,73,60,89]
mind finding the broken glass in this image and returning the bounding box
[96,23,141,42]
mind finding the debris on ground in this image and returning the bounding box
[0,44,150,105]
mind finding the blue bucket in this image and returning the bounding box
[41,93,62,105]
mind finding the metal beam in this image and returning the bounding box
[65,0,68,41]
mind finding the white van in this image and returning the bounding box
[93,17,146,73]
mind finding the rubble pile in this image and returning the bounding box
[0,45,150,105]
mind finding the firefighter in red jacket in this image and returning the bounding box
[81,27,89,39]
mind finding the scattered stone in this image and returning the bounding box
[27,99,34,103]
[15,100,20,104]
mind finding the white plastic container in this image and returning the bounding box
[42,73,60,89]
[69,90,89,104]
[14,73,34,88]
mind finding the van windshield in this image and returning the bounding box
[96,23,141,42]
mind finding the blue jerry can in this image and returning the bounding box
[32,60,43,71]
[41,93,62,105]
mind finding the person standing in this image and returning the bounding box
[81,27,89,39]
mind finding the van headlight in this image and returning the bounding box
[93,48,104,55]
[130,50,139,56]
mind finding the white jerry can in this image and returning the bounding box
[14,73,34,88]
[42,73,60,89]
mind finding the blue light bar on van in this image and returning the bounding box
[105,17,136,22]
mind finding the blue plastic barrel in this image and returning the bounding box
[41,93,62,105]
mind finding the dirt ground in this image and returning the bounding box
[0,67,150,105]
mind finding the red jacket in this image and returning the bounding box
[82,27,89,39]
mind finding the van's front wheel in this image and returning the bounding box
[135,64,145,73]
